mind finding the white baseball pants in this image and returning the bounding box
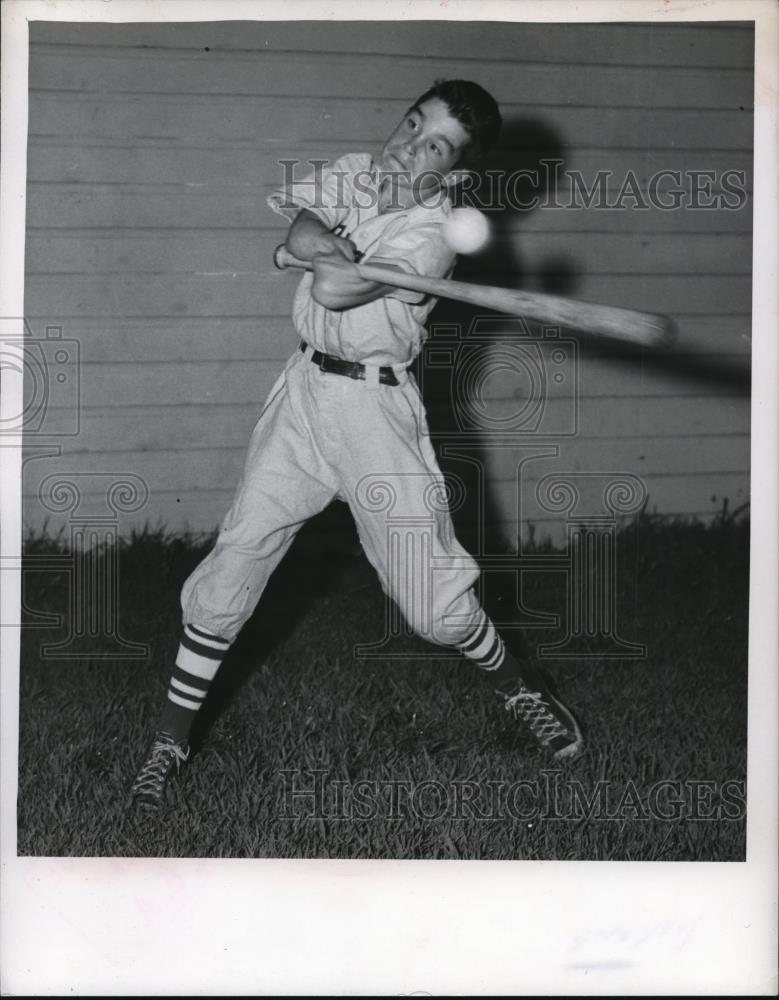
[181,346,482,645]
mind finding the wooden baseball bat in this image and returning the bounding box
[273,245,678,350]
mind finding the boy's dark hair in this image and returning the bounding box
[410,79,502,163]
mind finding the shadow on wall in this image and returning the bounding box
[582,335,751,394]
[422,112,750,556]
[419,116,574,555]
[451,114,751,393]
[451,115,578,295]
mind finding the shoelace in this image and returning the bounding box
[504,686,568,745]
[132,738,188,796]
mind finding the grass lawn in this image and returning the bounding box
[16,510,748,860]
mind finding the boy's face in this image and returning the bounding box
[379,97,471,200]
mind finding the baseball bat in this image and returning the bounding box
[273,244,678,350]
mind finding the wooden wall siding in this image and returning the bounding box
[23,20,753,543]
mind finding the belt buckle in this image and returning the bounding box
[319,353,339,376]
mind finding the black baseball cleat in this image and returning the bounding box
[129,731,190,809]
[498,663,584,760]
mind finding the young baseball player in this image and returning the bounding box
[130,80,583,809]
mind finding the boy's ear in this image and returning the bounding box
[444,168,477,190]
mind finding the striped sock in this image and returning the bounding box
[157,624,231,742]
[456,610,521,693]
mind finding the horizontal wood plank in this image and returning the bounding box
[24,271,753,319]
[25,231,754,278]
[25,188,753,235]
[18,315,753,362]
[21,434,749,494]
[29,21,755,69]
[29,48,753,111]
[17,354,750,410]
[25,142,754,196]
[35,393,750,454]
[28,93,754,151]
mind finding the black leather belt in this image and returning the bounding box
[300,342,402,386]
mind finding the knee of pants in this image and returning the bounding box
[402,586,482,648]
[179,542,281,643]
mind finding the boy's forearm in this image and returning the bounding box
[286,210,348,261]
[313,278,393,310]
[311,256,408,311]
[286,213,416,309]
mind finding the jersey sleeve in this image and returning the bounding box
[266,152,371,229]
[366,218,456,305]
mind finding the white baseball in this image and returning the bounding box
[442,207,491,254]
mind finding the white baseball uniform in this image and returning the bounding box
[180,153,482,645]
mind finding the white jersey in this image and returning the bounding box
[267,152,456,366]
